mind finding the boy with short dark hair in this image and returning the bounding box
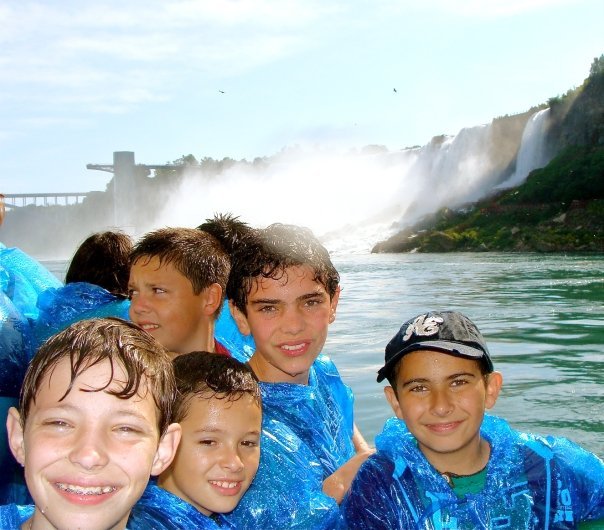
[2,317,181,530]
[130,351,262,529]
[225,223,372,528]
[128,227,230,356]
[342,310,604,529]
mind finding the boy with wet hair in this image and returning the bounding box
[342,310,604,529]
[128,227,231,356]
[132,351,262,528]
[2,317,181,530]
[225,223,372,528]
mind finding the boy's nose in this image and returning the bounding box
[430,390,454,416]
[129,293,149,315]
[281,307,305,334]
[69,430,110,470]
[219,447,245,472]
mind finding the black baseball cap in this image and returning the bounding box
[377,311,493,383]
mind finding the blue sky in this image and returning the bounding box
[1,0,603,194]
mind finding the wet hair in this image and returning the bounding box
[65,230,133,297]
[226,223,340,314]
[130,227,230,309]
[19,317,176,435]
[197,212,255,256]
[171,351,261,423]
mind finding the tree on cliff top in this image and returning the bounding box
[590,54,604,77]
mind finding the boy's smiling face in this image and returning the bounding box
[232,264,339,384]
[128,256,218,354]
[384,349,502,474]
[8,357,176,530]
[159,393,261,516]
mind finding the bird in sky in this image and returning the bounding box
[219,90,225,94]
[393,88,397,93]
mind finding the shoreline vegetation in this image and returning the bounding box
[373,55,604,254]
[372,145,604,253]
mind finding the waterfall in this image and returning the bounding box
[148,112,552,253]
[498,108,552,189]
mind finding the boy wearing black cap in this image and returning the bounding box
[342,311,604,529]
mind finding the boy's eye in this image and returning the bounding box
[127,289,137,300]
[114,425,143,435]
[43,419,71,430]
[451,378,469,388]
[152,287,166,294]
[241,439,260,448]
[198,439,217,446]
[305,297,324,308]
[259,305,276,313]
[409,384,428,393]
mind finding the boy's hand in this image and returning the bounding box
[323,424,376,504]
[322,448,375,504]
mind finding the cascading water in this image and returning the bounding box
[154,110,552,253]
[498,108,552,189]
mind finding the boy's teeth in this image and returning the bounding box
[282,344,303,351]
[211,480,237,488]
[56,483,116,495]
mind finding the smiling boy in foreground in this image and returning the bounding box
[341,310,604,529]
[131,351,262,529]
[2,317,181,530]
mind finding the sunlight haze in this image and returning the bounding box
[1,0,602,194]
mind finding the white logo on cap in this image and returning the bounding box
[403,314,444,341]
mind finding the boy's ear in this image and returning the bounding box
[329,286,341,324]
[201,283,223,317]
[484,371,503,409]
[151,423,181,476]
[6,407,25,466]
[230,301,251,336]
[384,386,404,420]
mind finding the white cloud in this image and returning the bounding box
[377,0,578,18]
[0,0,332,113]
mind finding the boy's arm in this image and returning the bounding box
[352,422,372,453]
[322,437,375,504]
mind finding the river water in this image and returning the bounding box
[44,252,604,458]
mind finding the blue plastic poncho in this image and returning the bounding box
[215,300,255,360]
[0,504,33,529]
[0,246,61,323]
[0,290,33,397]
[259,354,356,477]
[342,414,604,529]
[225,354,354,529]
[0,246,61,505]
[129,483,231,529]
[0,245,61,394]
[32,281,130,351]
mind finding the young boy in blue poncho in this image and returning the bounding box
[225,223,373,529]
[130,351,262,529]
[0,317,181,530]
[341,310,604,529]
